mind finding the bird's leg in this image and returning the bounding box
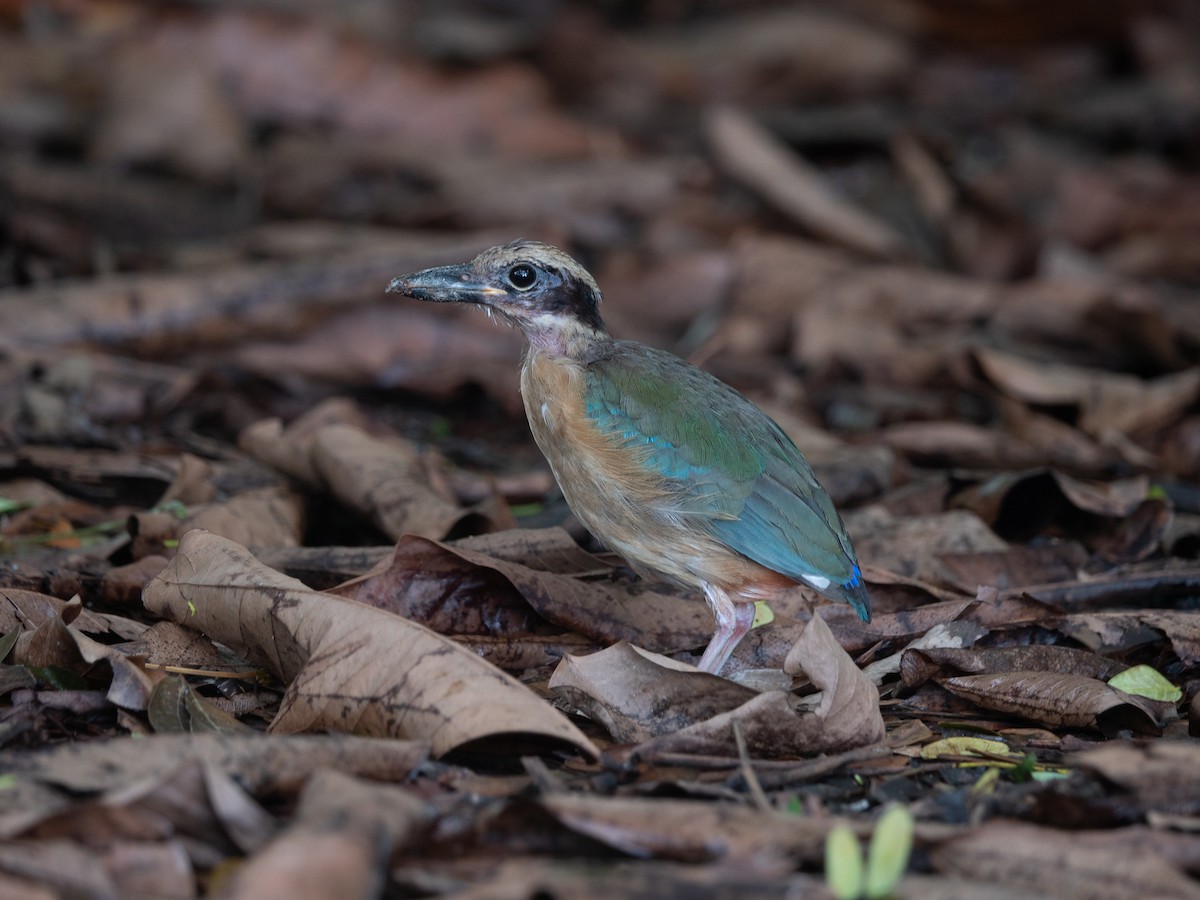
[697,583,758,674]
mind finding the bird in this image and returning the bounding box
[387,240,869,675]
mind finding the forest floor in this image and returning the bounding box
[1,2,1199,898]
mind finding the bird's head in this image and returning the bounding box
[387,240,607,355]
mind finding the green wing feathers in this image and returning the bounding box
[584,343,867,616]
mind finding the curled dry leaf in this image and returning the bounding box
[780,612,886,750]
[12,597,158,711]
[143,530,597,758]
[548,642,760,743]
[550,614,884,758]
[242,422,503,540]
[938,671,1163,735]
[900,645,1127,690]
[861,621,987,685]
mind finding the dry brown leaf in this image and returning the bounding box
[1058,610,1200,665]
[822,597,977,656]
[626,7,913,103]
[880,421,1044,469]
[901,645,1126,690]
[847,507,1007,585]
[12,597,159,711]
[449,528,612,575]
[0,589,143,642]
[0,841,118,900]
[155,12,592,159]
[706,106,907,259]
[99,840,194,900]
[335,534,714,654]
[0,233,507,355]
[331,535,552,639]
[975,346,1200,438]
[440,157,687,229]
[242,422,501,540]
[184,486,306,549]
[548,642,760,744]
[938,671,1162,734]
[931,821,1200,900]
[143,530,597,758]
[541,793,836,865]
[550,615,883,757]
[224,770,432,900]
[950,470,1173,561]
[1071,742,1200,817]
[599,251,735,339]
[2,732,428,800]
[312,426,489,540]
[938,542,1088,594]
[92,49,246,183]
[99,555,170,606]
[781,611,886,749]
[148,675,254,735]
[130,485,305,558]
[431,858,830,900]
[235,304,522,405]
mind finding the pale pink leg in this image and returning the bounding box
[696,583,758,674]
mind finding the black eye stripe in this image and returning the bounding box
[508,264,537,290]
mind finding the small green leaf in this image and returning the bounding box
[29,666,89,690]
[154,499,189,520]
[0,774,16,790]
[1030,770,1071,783]
[970,767,1001,795]
[187,600,197,617]
[865,805,913,899]
[919,736,1018,761]
[1010,753,1037,783]
[752,601,775,628]
[825,823,864,900]
[1109,665,1182,702]
[0,498,30,515]
[508,502,545,518]
[1146,483,1168,501]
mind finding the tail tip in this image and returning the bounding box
[842,565,872,622]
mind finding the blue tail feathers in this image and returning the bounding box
[842,565,871,622]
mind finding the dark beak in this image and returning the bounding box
[386,264,505,304]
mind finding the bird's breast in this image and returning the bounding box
[520,351,654,505]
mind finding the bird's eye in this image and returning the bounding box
[507,264,537,291]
